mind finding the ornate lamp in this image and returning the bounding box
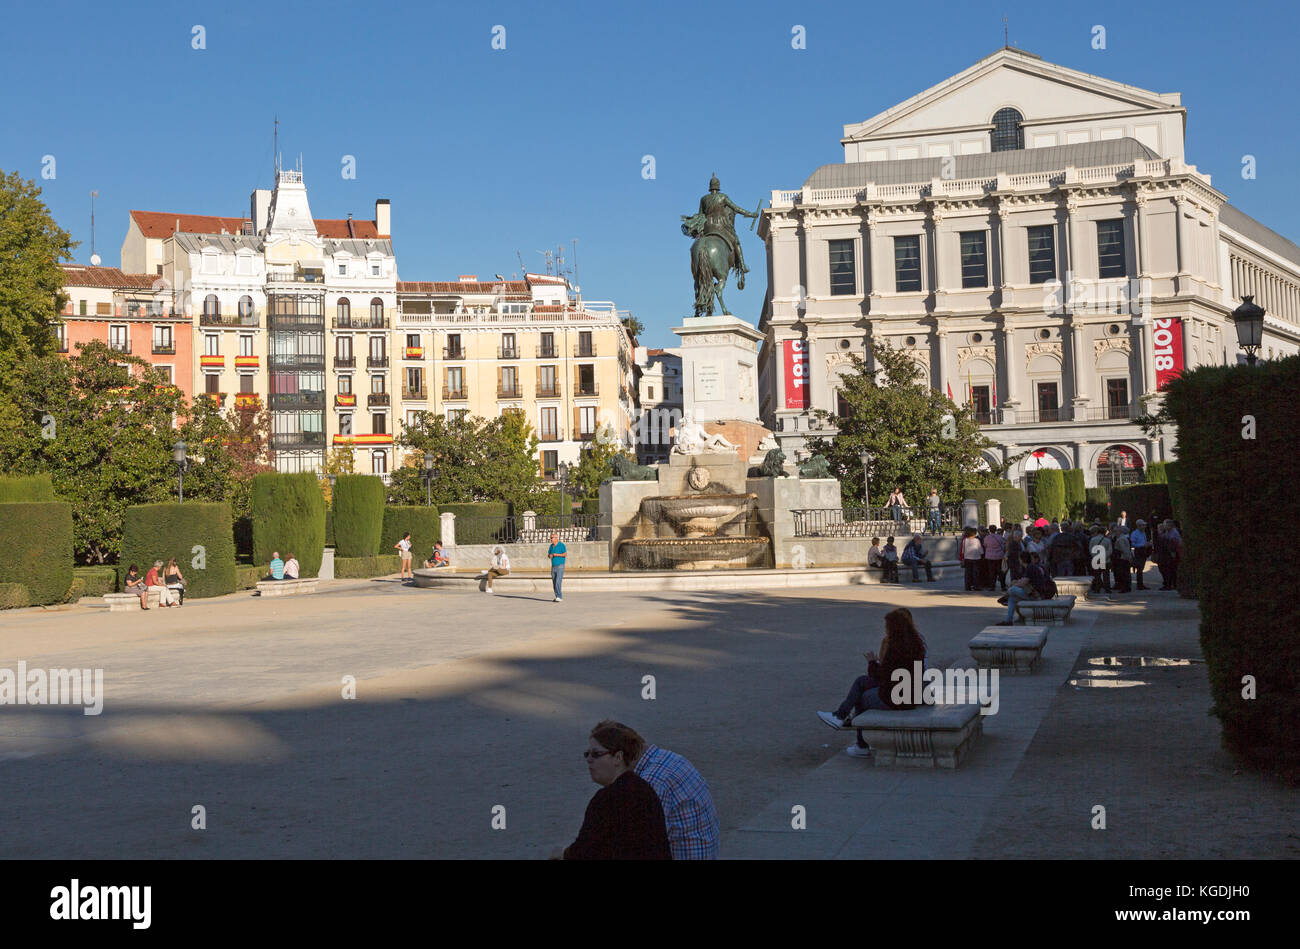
[173,440,189,504]
[858,450,872,510]
[423,454,436,507]
[1231,295,1265,366]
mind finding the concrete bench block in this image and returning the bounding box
[1052,578,1092,599]
[1015,595,1076,626]
[105,590,161,611]
[845,703,983,768]
[256,578,319,597]
[970,625,1049,673]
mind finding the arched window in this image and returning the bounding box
[1096,445,1144,489]
[370,298,384,325]
[204,294,219,317]
[337,297,351,326]
[990,108,1024,152]
[238,295,254,318]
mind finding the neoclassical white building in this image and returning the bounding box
[756,47,1300,493]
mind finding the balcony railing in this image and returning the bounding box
[234,393,263,409]
[269,354,325,371]
[577,430,597,442]
[55,341,69,353]
[574,344,597,357]
[1091,404,1134,421]
[334,355,356,368]
[201,313,260,327]
[442,386,467,400]
[536,345,557,359]
[367,355,389,368]
[333,316,390,329]
[367,392,390,406]
[267,268,326,284]
[575,382,599,397]
[269,392,321,409]
[402,386,428,401]
[108,339,131,353]
[497,385,522,399]
[152,342,176,355]
[443,346,464,360]
[271,432,326,448]
[498,346,519,359]
[536,385,561,398]
[202,392,228,406]
[539,428,563,442]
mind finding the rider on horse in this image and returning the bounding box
[681,174,758,289]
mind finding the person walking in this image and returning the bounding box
[1129,519,1150,590]
[1110,524,1133,593]
[926,488,941,535]
[901,534,935,582]
[960,528,984,591]
[484,546,510,593]
[887,487,907,525]
[1006,526,1025,582]
[547,531,566,602]
[394,531,414,581]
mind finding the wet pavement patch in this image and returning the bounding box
[1068,655,1205,689]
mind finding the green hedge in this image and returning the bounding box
[332,474,386,557]
[1108,484,1172,524]
[1064,469,1087,519]
[381,506,441,561]
[1084,487,1109,522]
[581,497,601,517]
[235,564,262,591]
[324,509,334,547]
[441,502,512,545]
[1164,356,1300,779]
[334,555,399,579]
[252,473,325,577]
[121,502,237,599]
[0,583,30,609]
[968,487,1027,525]
[0,502,74,605]
[1165,461,1186,523]
[1033,470,1066,520]
[1144,461,1169,484]
[0,474,56,502]
[71,566,117,599]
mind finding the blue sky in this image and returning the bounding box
[3,0,1298,346]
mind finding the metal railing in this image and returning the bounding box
[577,430,597,442]
[152,342,175,355]
[109,339,131,353]
[443,386,467,400]
[271,432,325,448]
[402,386,427,400]
[498,346,519,359]
[269,354,325,370]
[454,513,603,546]
[334,355,356,368]
[333,316,390,329]
[367,355,389,368]
[368,392,390,406]
[201,313,260,327]
[574,344,597,357]
[443,347,464,360]
[791,505,964,537]
[536,385,561,398]
[1089,405,1134,420]
[497,385,522,399]
[536,345,557,358]
[271,392,323,409]
[575,382,598,397]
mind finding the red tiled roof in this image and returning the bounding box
[397,280,529,293]
[131,210,249,238]
[315,218,388,239]
[61,264,163,289]
[525,273,568,285]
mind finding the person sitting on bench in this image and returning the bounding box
[425,541,450,569]
[867,537,890,583]
[901,534,935,582]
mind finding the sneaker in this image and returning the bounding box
[816,710,846,729]
[486,586,494,594]
[554,597,562,602]
[846,744,873,758]
[995,620,1014,626]
[997,595,1009,605]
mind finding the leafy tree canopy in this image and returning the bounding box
[391,410,542,509]
[569,424,633,499]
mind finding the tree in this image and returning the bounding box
[178,396,274,523]
[621,315,645,341]
[392,411,541,508]
[570,424,633,499]
[805,343,1001,507]
[318,445,356,506]
[0,170,75,385]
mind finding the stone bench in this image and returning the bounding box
[1015,595,1077,626]
[105,590,162,611]
[841,703,983,768]
[1052,578,1092,599]
[970,625,1049,673]
[256,578,319,597]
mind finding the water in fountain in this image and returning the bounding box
[618,491,772,570]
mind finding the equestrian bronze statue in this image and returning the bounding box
[681,174,760,317]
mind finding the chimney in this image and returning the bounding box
[250,189,272,235]
[375,198,391,237]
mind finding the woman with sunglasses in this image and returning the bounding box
[553,721,672,860]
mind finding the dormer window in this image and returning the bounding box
[990,108,1024,152]
[370,261,381,277]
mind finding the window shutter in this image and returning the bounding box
[573,406,580,435]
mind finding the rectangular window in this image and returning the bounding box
[447,333,462,358]
[448,408,468,423]
[501,365,517,395]
[1097,220,1127,278]
[446,366,464,396]
[578,331,594,357]
[152,325,173,349]
[204,334,220,356]
[406,367,423,391]
[337,336,352,359]
[157,365,173,384]
[1037,381,1060,422]
[338,263,348,277]
[406,333,420,350]
[539,364,557,396]
[371,374,386,394]
[372,412,386,435]
[542,450,558,479]
[577,364,595,395]
[648,385,655,401]
[1107,378,1129,418]
[239,374,254,394]
[970,385,991,422]
[1027,225,1056,284]
[338,374,352,395]
[371,262,381,277]
[893,236,922,292]
[96,302,112,316]
[501,332,516,357]
[829,239,856,296]
[369,336,385,359]
[960,232,988,288]
[239,334,253,357]
[109,325,129,352]
[579,405,597,435]
[540,406,558,439]
[539,332,555,358]
[205,373,221,394]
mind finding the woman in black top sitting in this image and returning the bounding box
[817,608,928,756]
[164,558,186,606]
[555,721,671,860]
[124,564,149,610]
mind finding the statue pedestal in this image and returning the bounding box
[672,315,764,425]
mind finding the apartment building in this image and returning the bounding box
[633,346,683,464]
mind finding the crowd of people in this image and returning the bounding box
[122,558,188,610]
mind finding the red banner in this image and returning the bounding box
[783,339,810,409]
[1152,317,1184,391]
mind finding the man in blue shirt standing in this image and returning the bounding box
[547,531,566,602]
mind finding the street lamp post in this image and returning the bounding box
[557,462,569,530]
[1231,295,1265,367]
[858,450,872,511]
[173,440,189,504]
[423,455,435,507]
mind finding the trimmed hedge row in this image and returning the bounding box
[121,502,237,599]
[0,583,29,609]
[324,509,334,547]
[581,497,601,517]
[236,564,262,591]
[968,487,1028,525]
[1082,487,1108,521]
[441,502,511,545]
[381,506,441,561]
[1108,484,1172,524]
[1144,461,1169,484]
[70,566,117,600]
[252,473,325,578]
[1064,469,1087,519]
[1033,470,1066,520]
[0,474,56,502]
[334,555,400,579]
[333,474,386,557]
[0,502,74,605]
[1164,355,1300,780]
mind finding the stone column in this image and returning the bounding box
[1070,317,1089,420]
[440,511,456,549]
[930,206,944,295]
[1064,193,1080,307]
[1000,320,1019,409]
[1175,197,1190,277]
[865,207,884,300]
[962,498,979,529]
[995,197,1011,291]
[935,329,948,395]
[986,498,1002,526]
[1134,192,1150,279]
[1131,316,1149,399]
[523,510,537,532]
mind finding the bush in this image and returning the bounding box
[1144,461,1169,484]
[121,502,237,599]
[441,501,512,545]
[235,564,262,591]
[0,583,30,609]
[1083,487,1109,522]
[1164,357,1300,779]
[1064,469,1087,519]
[0,502,74,605]
[332,475,386,557]
[71,566,117,598]
[581,497,601,517]
[1108,484,1172,524]
[1165,461,1185,523]
[968,487,1027,525]
[381,506,441,562]
[1033,470,1066,520]
[252,473,325,578]
[334,555,399,579]
[0,474,56,502]
[324,509,334,547]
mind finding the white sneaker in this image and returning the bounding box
[817,710,846,729]
[554,597,562,602]
[846,744,873,758]
[486,586,494,594]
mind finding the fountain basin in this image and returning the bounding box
[618,536,772,571]
[640,493,757,538]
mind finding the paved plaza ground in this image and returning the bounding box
[1,572,1295,859]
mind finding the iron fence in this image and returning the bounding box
[791,503,963,538]
[453,513,603,546]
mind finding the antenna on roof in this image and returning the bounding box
[572,238,579,294]
[89,191,100,266]
[274,115,279,176]
[1003,15,1009,47]
[516,250,526,274]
